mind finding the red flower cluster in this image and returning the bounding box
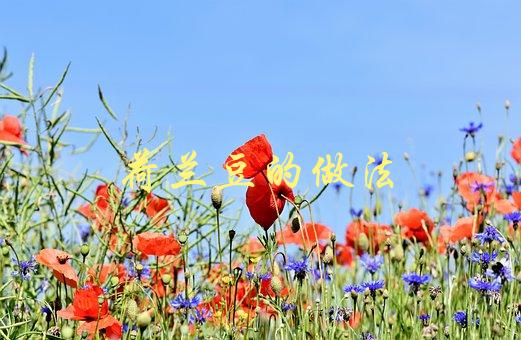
[0,115,28,154]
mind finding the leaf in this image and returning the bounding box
[98,84,118,120]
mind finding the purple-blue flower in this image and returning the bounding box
[402,273,430,288]
[12,256,37,281]
[460,122,483,135]
[504,212,521,224]
[360,253,384,275]
[516,315,521,323]
[470,251,498,265]
[170,294,201,310]
[281,302,296,312]
[453,311,468,328]
[350,208,363,218]
[343,284,363,295]
[188,308,212,325]
[471,181,494,193]
[284,258,309,281]
[421,184,434,198]
[468,277,501,293]
[360,280,385,293]
[475,226,504,244]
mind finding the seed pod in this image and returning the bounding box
[80,244,90,257]
[211,186,223,210]
[291,215,302,233]
[126,299,139,321]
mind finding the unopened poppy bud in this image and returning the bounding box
[323,246,334,264]
[178,232,188,245]
[357,233,369,252]
[126,299,139,321]
[110,276,119,287]
[270,276,283,295]
[330,233,336,243]
[228,229,236,241]
[137,311,152,328]
[460,245,467,256]
[382,289,389,299]
[180,324,190,335]
[98,296,105,305]
[291,215,302,233]
[161,274,172,285]
[505,99,511,110]
[61,326,74,339]
[452,166,458,180]
[352,166,358,176]
[80,244,90,257]
[294,195,303,206]
[211,186,223,210]
[476,102,481,112]
[495,161,504,171]
[363,208,371,221]
[465,151,476,162]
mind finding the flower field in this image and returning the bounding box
[2,55,521,340]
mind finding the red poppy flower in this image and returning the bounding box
[437,216,478,253]
[0,115,28,154]
[134,232,181,257]
[35,249,78,288]
[455,172,497,211]
[276,222,332,249]
[345,220,392,254]
[241,237,265,255]
[334,243,354,267]
[223,134,273,179]
[394,208,434,244]
[77,184,120,229]
[87,263,128,285]
[57,285,122,339]
[245,173,294,230]
[511,138,521,164]
[135,192,170,226]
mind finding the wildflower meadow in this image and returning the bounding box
[1,50,521,340]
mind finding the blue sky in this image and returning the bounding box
[2,1,521,235]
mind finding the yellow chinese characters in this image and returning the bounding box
[122,148,157,193]
[221,153,253,188]
[171,150,207,189]
[364,152,394,190]
[312,152,354,188]
[267,152,301,188]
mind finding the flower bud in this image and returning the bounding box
[61,326,74,339]
[80,244,90,257]
[161,274,172,285]
[323,246,334,264]
[357,233,369,252]
[465,151,476,162]
[137,311,152,328]
[505,99,511,110]
[403,152,410,161]
[291,215,302,233]
[178,232,188,245]
[211,186,223,210]
[270,276,283,296]
[110,276,119,287]
[126,299,139,321]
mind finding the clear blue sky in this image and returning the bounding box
[2,1,521,235]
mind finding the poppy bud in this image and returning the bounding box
[382,289,389,299]
[352,166,358,176]
[61,326,73,339]
[403,152,410,161]
[323,246,334,264]
[161,274,172,285]
[110,276,119,287]
[98,296,105,305]
[270,276,283,295]
[330,233,336,243]
[178,232,188,245]
[357,233,369,252]
[291,215,302,233]
[476,102,481,112]
[126,299,139,321]
[495,161,504,171]
[452,166,458,180]
[211,186,223,210]
[228,229,236,241]
[80,244,90,257]
[137,311,152,328]
[505,99,511,110]
[460,245,467,256]
[465,151,476,162]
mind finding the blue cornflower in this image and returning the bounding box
[245,271,254,280]
[41,306,52,316]
[470,251,498,265]
[421,184,434,198]
[475,226,504,244]
[170,294,201,310]
[125,260,151,280]
[12,256,37,281]
[281,302,296,313]
[122,324,137,333]
[77,224,91,243]
[468,276,501,293]
[350,208,363,219]
[258,272,272,281]
[460,122,483,136]
[359,280,385,295]
[328,306,353,323]
[418,313,430,325]
[504,212,521,224]
[510,174,521,185]
[343,284,363,295]
[360,253,384,275]
[284,258,309,281]
[312,268,331,282]
[36,278,50,295]
[505,184,514,196]
[188,308,212,325]
[0,238,5,246]
[402,273,430,291]
[471,181,494,193]
[516,315,521,323]
[361,332,375,340]
[453,311,468,328]
[333,183,342,193]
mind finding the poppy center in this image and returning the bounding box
[57,254,69,264]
